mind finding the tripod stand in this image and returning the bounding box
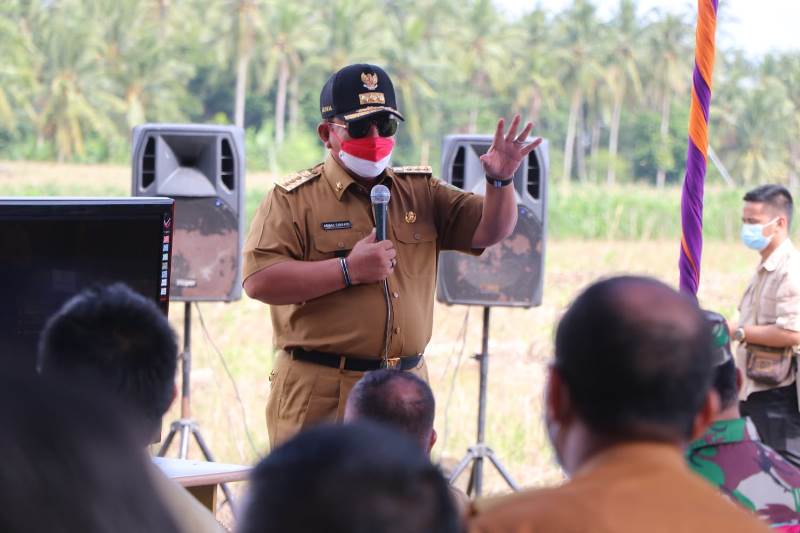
[158,302,235,513]
[448,307,520,497]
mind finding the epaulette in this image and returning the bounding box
[392,165,433,177]
[275,164,323,192]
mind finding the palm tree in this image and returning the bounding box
[24,0,120,160]
[91,0,196,130]
[257,1,320,145]
[604,0,643,184]
[0,6,36,134]
[643,10,692,187]
[511,8,560,127]
[554,0,605,183]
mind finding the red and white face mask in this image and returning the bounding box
[332,130,395,179]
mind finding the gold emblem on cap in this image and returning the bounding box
[335,181,343,191]
[361,72,379,90]
[405,211,417,224]
[359,92,385,105]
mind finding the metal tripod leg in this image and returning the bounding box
[157,303,236,516]
[449,443,520,496]
[447,307,519,497]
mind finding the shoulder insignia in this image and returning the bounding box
[392,165,433,177]
[275,164,322,192]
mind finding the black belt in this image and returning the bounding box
[290,348,422,371]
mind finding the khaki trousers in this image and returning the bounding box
[266,350,429,447]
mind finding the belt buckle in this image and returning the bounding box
[382,357,401,369]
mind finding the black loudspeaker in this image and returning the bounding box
[131,124,245,302]
[436,135,548,308]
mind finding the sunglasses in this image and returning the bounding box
[330,116,398,139]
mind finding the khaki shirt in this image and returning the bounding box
[467,442,770,533]
[243,154,484,358]
[736,239,800,398]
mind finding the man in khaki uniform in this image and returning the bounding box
[467,277,770,533]
[243,63,541,446]
[730,185,800,466]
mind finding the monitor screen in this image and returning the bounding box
[0,198,174,369]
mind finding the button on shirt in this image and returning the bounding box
[243,154,484,358]
[687,417,800,527]
[736,239,800,398]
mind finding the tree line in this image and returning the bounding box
[1,0,798,187]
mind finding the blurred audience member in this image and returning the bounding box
[688,310,800,528]
[344,369,470,515]
[38,283,224,533]
[238,422,459,533]
[0,371,180,533]
[468,276,769,533]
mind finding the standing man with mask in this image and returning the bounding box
[730,185,800,466]
[243,63,541,446]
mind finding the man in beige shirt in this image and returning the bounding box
[467,276,769,533]
[730,185,800,466]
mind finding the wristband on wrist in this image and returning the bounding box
[485,174,513,188]
[339,257,352,288]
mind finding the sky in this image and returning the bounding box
[494,0,800,58]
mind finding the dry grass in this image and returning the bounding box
[2,159,756,499]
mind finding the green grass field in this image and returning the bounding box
[0,160,757,496]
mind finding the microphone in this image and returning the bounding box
[370,184,391,241]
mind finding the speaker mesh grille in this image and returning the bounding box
[451,146,465,190]
[527,152,540,200]
[221,139,235,190]
[141,137,156,188]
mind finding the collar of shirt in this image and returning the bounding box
[687,417,760,454]
[322,153,394,201]
[761,239,796,273]
[573,441,687,481]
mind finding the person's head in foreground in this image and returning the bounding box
[546,275,718,475]
[37,283,178,446]
[239,422,459,533]
[344,369,436,453]
[0,371,179,533]
[741,184,793,256]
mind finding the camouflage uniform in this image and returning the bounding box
[687,416,800,527]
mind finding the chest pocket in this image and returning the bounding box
[309,230,363,261]
[394,222,438,278]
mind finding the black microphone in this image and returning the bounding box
[370,184,391,241]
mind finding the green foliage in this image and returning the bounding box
[0,0,799,187]
[548,185,743,241]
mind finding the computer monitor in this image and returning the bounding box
[0,198,174,370]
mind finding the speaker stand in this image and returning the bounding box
[158,302,236,515]
[448,307,520,497]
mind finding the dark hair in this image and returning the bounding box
[0,371,180,533]
[712,358,739,410]
[346,369,435,448]
[744,184,794,229]
[239,422,459,533]
[554,276,714,440]
[37,283,177,441]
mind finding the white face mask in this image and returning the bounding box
[338,150,392,179]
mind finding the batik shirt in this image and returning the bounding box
[688,417,800,527]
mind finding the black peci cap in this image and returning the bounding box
[320,64,404,122]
